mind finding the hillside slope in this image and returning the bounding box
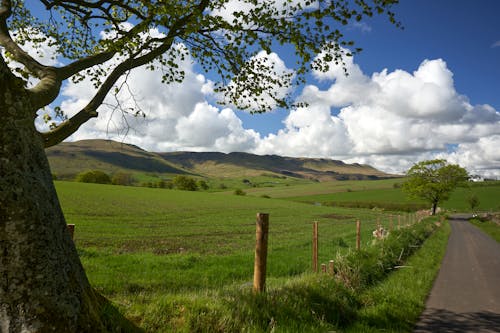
[46,139,394,181]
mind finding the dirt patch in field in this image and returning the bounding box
[320,213,354,220]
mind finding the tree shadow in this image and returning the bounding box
[97,293,145,333]
[414,308,500,332]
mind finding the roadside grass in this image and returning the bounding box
[342,218,450,332]
[469,218,500,242]
[106,219,441,332]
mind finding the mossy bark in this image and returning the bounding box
[0,57,104,331]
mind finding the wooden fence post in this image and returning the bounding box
[321,263,327,273]
[389,215,393,231]
[329,260,334,275]
[312,221,319,272]
[398,215,401,230]
[253,213,269,293]
[356,219,361,250]
[67,224,75,240]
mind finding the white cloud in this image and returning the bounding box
[59,42,259,153]
[52,36,499,178]
[491,40,500,48]
[256,52,500,177]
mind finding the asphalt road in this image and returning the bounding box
[414,215,500,332]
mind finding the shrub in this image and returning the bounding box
[173,175,198,191]
[111,172,135,186]
[234,189,246,196]
[75,170,111,184]
[197,180,209,190]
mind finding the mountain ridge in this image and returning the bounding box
[46,139,396,181]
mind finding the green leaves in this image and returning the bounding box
[6,0,399,115]
[402,159,469,212]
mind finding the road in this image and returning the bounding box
[414,214,500,332]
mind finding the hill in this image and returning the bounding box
[46,139,395,181]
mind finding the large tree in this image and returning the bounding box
[403,159,469,215]
[0,0,399,331]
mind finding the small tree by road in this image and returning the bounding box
[403,159,469,215]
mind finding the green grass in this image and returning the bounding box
[53,179,496,331]
[280,182,500,213]
[342,219,450,332]
[469,218,500,242]
[56,181,401,294]
[55,180,434,331]
[244,178,403,199]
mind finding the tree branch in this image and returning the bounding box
[42,0,212,147]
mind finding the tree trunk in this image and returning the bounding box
[431,202,437,216]
[0,59,104,331]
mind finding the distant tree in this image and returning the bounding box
[173,175,198,191]
[403,159,469,215]
[197,180,209,190]
[0,0,400,330]
[467,193,480,213]
[111,172,135,186]
[75,170,112,184]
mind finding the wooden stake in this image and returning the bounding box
[67,224,75,240]
[389,216,393,231]
[312,221,319,272]
[321,263,327,273]
[356,219,361,250]
[398,215,401,230]
[328,260,334,275]
[253,213,269,293]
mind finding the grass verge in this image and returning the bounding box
[469,217,500,242]
[342,218,451,332]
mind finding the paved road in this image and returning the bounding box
[414,215,500,332]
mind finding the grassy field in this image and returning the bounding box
[54,179,499,331]
[57,181,399,295]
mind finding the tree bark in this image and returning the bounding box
[0,58,104,331]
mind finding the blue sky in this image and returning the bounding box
[240,0,500,136]
[25,1,500,177]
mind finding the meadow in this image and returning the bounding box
[54,179,499,331]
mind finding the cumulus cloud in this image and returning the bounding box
[256,51,500,177]
[58,42,260,153]
[51,33,499,178]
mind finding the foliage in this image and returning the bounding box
[403,159,469,214]
[111,172,135,186]
[75,170,112,184]
[233,188,246,196]
[2,0,401,148]
[467,193,480,212]
[197,180,209,190]
[172,175,198,191]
